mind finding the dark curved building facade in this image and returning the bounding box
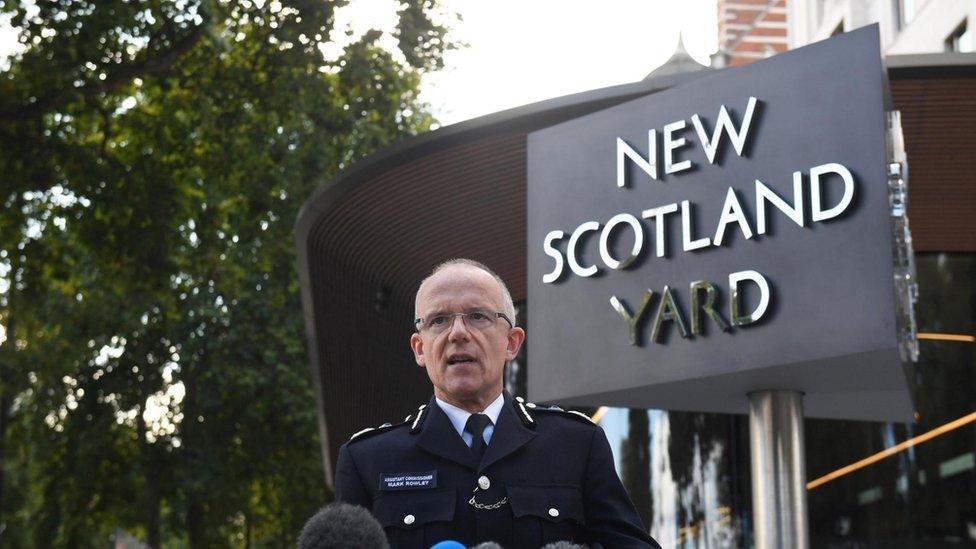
[296,53,976,546]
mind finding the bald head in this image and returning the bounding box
[414,259,517,326]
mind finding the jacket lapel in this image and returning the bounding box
[480,392,537,471]
[415,397,479,470]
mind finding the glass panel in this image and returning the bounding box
[806,253,976,545]
[897,0,916,29]
[603,408,748,546]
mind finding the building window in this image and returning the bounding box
[945,20,972,53]
[894,0,916,30]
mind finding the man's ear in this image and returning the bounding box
[505,327,525,361]
[410,332,426,368]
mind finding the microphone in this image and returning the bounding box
[470,543,504,549]
[430,542,466,549]
[297,502,389,549]
[540,542,587,549]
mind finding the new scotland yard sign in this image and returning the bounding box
[526,26,916,421]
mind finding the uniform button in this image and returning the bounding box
[548,508,559,517]
[526,402,536,408]
[403,514,415,525]
[478,475,490,490]
[516,396,525,403]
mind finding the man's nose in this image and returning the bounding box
[446,314,471,340]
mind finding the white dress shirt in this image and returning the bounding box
[434,392,505,448]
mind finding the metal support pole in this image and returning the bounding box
[749,390,809,549]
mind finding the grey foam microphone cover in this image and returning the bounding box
[297,502,389,549]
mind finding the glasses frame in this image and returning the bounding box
[414,310,514,333]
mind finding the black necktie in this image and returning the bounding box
[465,413,491,461]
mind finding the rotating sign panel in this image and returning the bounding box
[527,26,915,421]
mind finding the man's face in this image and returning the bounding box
[410,265,525,407]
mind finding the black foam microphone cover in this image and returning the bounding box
[297,502,389,549]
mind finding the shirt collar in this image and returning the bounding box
[435,392,505,439]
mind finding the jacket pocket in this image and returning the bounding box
[373,488,456,548]
[507,484,585,546]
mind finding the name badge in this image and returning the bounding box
[379,471,438,491]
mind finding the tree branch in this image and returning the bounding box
[0,16,209,124]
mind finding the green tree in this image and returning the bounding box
[0,0,452,546]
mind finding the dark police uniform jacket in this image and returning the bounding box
[335,391,660,549]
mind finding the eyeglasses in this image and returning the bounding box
[414,309,514,334]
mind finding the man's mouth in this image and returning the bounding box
[447,353,477,366]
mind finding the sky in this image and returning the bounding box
[420,0,718,125]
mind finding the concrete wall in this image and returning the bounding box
[790,0,974,54]
[888,0,974,53]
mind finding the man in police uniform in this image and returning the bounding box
[335,259,660,548]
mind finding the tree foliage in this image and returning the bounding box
[0,0,450,546]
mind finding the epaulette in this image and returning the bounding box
[527,400,596,425]
[348,410,416,444]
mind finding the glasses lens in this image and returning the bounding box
[465,310,494,329]
[425,314,450,332]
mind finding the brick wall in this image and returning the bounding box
[718,0,789,66]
